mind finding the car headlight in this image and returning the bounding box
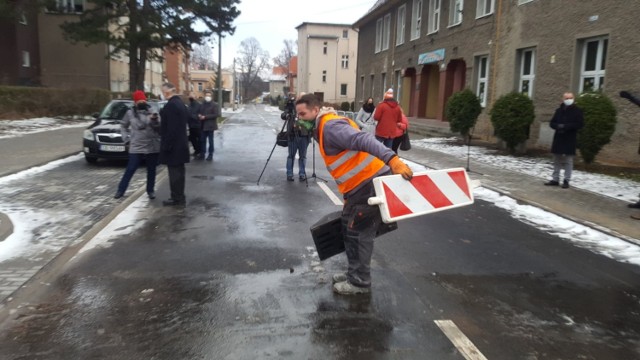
[83,130,95,141]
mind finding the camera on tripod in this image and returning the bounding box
[280,94,297,121]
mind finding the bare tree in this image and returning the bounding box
[273,39,297,70]
[191,44,216,70]
[237,37,270,101]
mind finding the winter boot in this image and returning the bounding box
[562,180,570,189]
[544,180,559,186]
[333,281,370,295]
[332,273,347,284]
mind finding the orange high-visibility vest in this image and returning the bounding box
[318,114,386,194]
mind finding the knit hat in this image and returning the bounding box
[384,88,394,99]
[132,90,147,102]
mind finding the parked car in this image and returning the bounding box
[82,99,162,163]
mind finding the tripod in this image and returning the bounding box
[256,118,288,186]
[305,136,328,186]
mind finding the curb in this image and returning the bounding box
[0,168,168,322]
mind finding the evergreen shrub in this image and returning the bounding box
[490,92,535,152]
[340,101,350,111]
[576,92,617,164]
[445,88,482,138]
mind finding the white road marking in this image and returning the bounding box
[317,182,343,206]
[434,320,488,360]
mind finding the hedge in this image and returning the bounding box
[576,92,617,164]
[0,86,112,119]
[490,92,535,152]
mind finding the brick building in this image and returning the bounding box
[354,0,640,165]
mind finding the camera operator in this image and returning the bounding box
[283,93,310,181]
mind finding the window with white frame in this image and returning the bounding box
[518,0,533,4]
[198,82,203,92]
[19,12,27,25]
[411,0,423,40]
[383,14,391,50]
[580,36,607,92]
[476,0,494,18]
[340,84,347,96]
[370,74,375,97]
[518,48,536,98]
[428,0,441,34]
[396,5,406,46]
[323,42,328,55]
[342,30,348,38]
[322,70,327,83]
[341,55,349,69]
[382,73,387,92]
[395,70,403,103]
[46,0,84,13]
[22,51,30,67]
[476,55,489,107]
[360,76,365,101]
[375,18,383,53]
[449,0,463,26]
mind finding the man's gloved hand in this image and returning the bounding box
[388,156,413,180]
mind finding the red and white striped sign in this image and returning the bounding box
[369,168,475,223]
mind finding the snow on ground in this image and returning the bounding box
[0,117,93,139]
[222,106,245,114]
[412,137,638,203]
[403,159,640,267]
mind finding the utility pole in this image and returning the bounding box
[217,32,223,108]
[233,58,237,110]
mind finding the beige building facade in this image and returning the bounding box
[296,22,358,105]
[355,0,640,166]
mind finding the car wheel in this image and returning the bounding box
[85,155,98,164]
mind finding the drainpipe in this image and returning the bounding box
[489,0,504,107]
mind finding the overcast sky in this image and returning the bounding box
[214,0,376,69]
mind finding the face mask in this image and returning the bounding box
[159,93,165,100]
[299,120,315,131]
[563,99,574,106]
[205,96,212,102]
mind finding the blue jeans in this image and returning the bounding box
[375,136,394,149]
[117,153,158,194]
[287,136,310,177]
[201,130,214,156]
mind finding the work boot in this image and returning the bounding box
[544,180,559,186]
[628,202,640,209]
[562,180,570,189]
[206,154,213,161]
[333,281,370,295]
[114,191,124,199]
[299,175,307,182]
[332,273,347,284]
[287,175,294,182]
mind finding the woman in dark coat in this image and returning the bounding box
[544,92,584,189]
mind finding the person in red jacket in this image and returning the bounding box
[374,88,403,149]
[391,112,409,154]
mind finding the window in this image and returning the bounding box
[375,18,383,53]
[340,84,347,96]
[198,82,203,92]
[19,12,27,25]
[428,0,441,34]
[323,42,328,55]
[580,37,607,92]
[411,0,423,40]
[360,76,365,101]
[449,0,463,26]
[395,70,403,103]
[46,0,84,13]
[396,5,406,46]
[322,70,327,83]
[476,55,489,107]
[341,55,349,69]
[21,51,30,67]
[342,30,348,39]
[382,14,391,50]
[382,73,387,92]
[518,48,536,98]
[476,0,494,18]
[370,74,375,97]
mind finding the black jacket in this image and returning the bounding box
[199,101,220,132]
[187,99,202,129]
[159,95,190,166]
[550,103,584,155]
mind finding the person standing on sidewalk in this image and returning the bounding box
[620,90,640,218]
[114,91,161,200]
[295,93,413,295]
[354,97,376,134]
[544,92,584,189]
[285,94,310,182]
[198,90,220,161]
[374,89,403,149]
[159,82,190,206]
[187,94,202,158]
[391,112,409,154]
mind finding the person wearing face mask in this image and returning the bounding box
[544,92,584,189]
[197,90,220,161]
[187,93,203,158]
[114,90,161,199]
[295,93,413,295]
[354,97,376,134]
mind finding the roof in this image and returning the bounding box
[295,22,353,30]
[353,0,396,28]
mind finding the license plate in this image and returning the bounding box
[100,145,125,152]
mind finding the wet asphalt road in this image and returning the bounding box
[1,105,639,359]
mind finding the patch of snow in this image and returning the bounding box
[0,117,93,139]
[0,153,83,187]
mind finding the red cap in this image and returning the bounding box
[132,90,147,102]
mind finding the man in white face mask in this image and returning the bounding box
[544,92,584,189]
[197,90,220,161]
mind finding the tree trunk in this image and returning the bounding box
[127,0,139,92]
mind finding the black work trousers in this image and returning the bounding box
[189,127,202,155]
[167,164,186,203]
